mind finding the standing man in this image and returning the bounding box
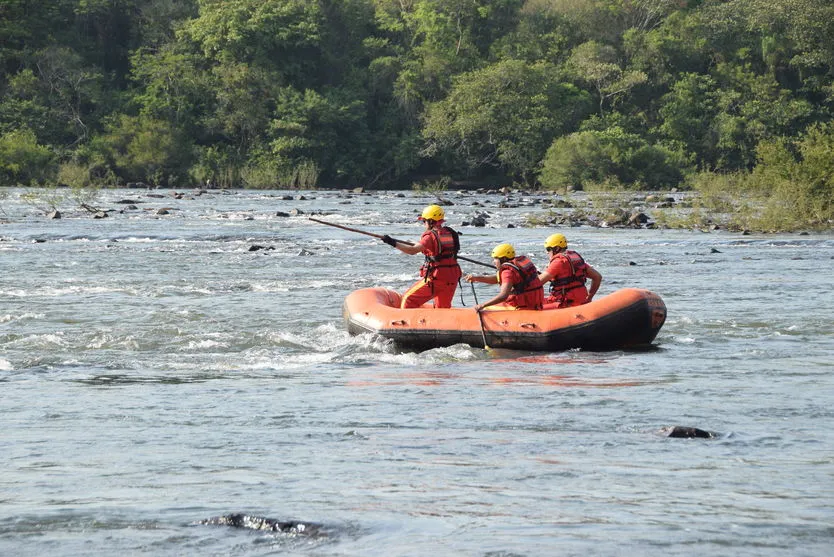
[465,243,544,311]
[538,233,602,308]
[381,204,461,309]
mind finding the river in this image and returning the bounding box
[1,187,832,556]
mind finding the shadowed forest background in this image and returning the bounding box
[1,0,832,229]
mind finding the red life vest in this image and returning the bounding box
[500,255,544,309]
[547,250,588,297]
[419,226,461,281]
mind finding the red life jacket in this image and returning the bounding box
[420,226,461,281]
[500,255,544,309]
[547,250,588,297]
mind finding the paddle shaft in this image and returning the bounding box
[309,217,494,269]
[476,309,490,350]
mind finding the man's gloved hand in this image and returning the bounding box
[381,235,397,247]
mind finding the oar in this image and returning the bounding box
[476,308,491,351]
[309,217,494,269]
[470,282,493,350]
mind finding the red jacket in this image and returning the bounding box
[419,226,461,282]
[545,250,588,306]
[499,255,544,310]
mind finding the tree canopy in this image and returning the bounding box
[0,0,832,192]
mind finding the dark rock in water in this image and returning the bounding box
[47,210,61,219]
[276,211,290,217]
[467,214,488,227]
[297,248,314,256]
[248,245,274,252]
[628,212,649,226]
[199,514,322,536]
[663,426,715,439]
[710,247,722,253]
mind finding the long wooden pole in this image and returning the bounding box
[309,217,494,269]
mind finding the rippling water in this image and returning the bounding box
[1,188,832,556]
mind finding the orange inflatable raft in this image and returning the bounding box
[343,287,666,352]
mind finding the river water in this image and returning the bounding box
[1,188,832,556]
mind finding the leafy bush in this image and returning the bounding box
[689,122,834,231]
[0,127,55,186]
[539,127,684,192]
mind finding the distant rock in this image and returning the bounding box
[47,210,61,219]
[628,212,649,226]
[465,213,488,227]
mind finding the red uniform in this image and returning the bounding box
[493,255,544,310]
[401,226,461,309]
[544,250,589,307]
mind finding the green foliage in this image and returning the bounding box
[91,114,192,186]
[689,122,834,231]
[539,126,683,192]
[422,59,592,183]
[566,40,648,113]
[411,175,450,193]
[190,145,241,189]
[0,127,55,186]
[0,0,832,199]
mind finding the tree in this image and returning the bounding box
[422,59,592,183]
[567,41,648,113]
[90,114,191,185]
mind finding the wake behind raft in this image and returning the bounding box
[343,287,667,352]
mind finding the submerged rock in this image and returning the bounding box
[199,514,323,536]
[662,426,715,439]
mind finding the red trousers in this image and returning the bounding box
[400,279,458,309]
[544,286,588,308]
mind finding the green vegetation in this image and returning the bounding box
[1,0,832,229]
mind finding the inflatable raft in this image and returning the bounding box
[344,287,666,352]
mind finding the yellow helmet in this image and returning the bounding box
[491,243,515,259]
[544,233,567,250]
[418,204,445,221]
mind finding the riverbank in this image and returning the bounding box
[2,185,829,234]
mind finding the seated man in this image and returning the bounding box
[538,233,602,308]
[465,243,544,311]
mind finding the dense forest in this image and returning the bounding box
[1,0,833,227]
